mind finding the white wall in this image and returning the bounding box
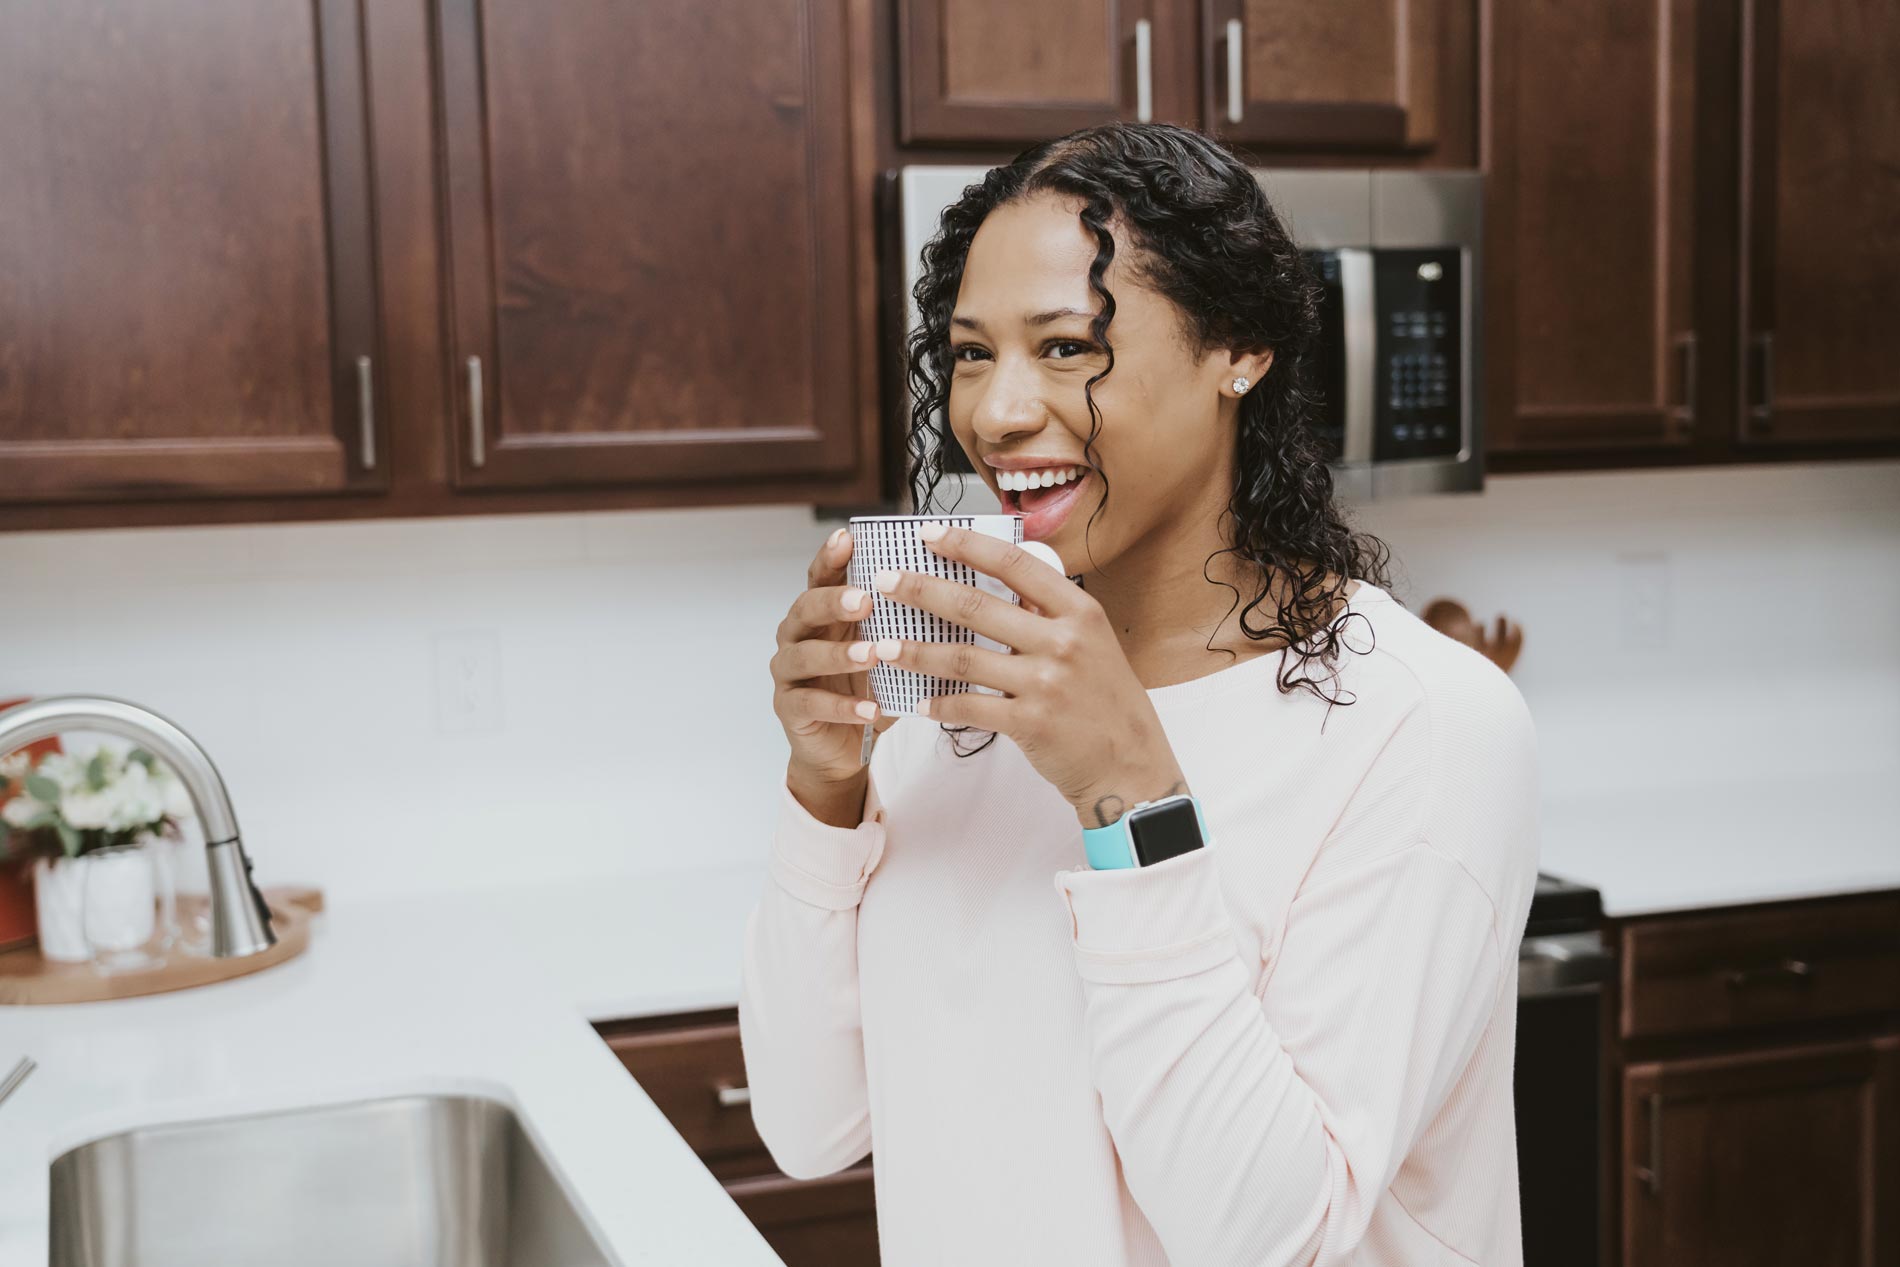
[3,459,1895,901]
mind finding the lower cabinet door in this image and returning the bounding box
[726,1165,879,1267]
[1623,1038,1896,1267]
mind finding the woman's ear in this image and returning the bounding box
[1221,348,1275,398]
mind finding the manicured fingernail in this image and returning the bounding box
[847,640,873,663]
[873,569,900,593]
[915,697,932,717]
[916,520,947,543]
[842,588,867,614]
[827,527,846,549]
[875,638,901,661]
[854,699,878,720]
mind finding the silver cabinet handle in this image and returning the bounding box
[1673,332,1697,429]
[714,1083,751,1109]
[1337,248,1376,467]
[1635,1092,1664,1195]
[1749,331,1774,427]
[1724,957,1812,989]
[355,355,376,470]
[1133,19,1154,123]
[1225,18,1244,124]
[466,355,486,468]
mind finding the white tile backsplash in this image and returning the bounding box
[3,460,1896,900]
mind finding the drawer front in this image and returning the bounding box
[727,1166,880,1267]
[600,1017,771,1176]
[1620,892,1900,1042]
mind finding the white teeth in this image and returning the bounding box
[997,465,1083,492]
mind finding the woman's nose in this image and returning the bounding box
[968,359,1048,444]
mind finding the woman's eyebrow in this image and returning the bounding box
[950,307,1090,333]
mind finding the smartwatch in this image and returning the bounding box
[1081,793,1210,870]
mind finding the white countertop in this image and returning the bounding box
[4,773,1894,1261]
[1539,773,1900,918]
[0,862,773,1266]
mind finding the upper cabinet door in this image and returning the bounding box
[1736,0,1900,447]
[1202,0,1450,152]
[436,0,859,490]
[897,0,1172,146]
[1484,0,1700,458]
[0,0,382,505]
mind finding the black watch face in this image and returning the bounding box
[1131,797,1204,866]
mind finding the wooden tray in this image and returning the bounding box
[0,885,322,1006]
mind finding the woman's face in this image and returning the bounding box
[945,192,1260,573]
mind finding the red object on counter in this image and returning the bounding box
[0,696,59,951]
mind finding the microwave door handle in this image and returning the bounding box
[1337,248,1376,467]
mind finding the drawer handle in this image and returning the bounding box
[714,1082,751,1109]
[1724,958,1812,989]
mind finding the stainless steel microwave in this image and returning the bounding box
[883,166,1482,510]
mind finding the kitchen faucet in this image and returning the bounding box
[0,695,274,958]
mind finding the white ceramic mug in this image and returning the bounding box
[847,514,1056,716]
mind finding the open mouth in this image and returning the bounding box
[994,466,1093,540]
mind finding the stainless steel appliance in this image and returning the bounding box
[883,166,1482,511]
[1517,873,1615,1267]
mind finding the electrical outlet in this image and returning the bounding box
[1618,553,1671,651]
[433,630,503,734]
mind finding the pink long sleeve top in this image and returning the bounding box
[738,580,1541,1266]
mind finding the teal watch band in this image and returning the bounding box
[1082,794,1209,870]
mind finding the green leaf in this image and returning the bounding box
[24,773,59,804]
[87,751,108,792]
[0,772,11,794]
[130,748,158,774]
[54,820,79,859]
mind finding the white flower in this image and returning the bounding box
[1,795,44,829]
[0,751,30,782]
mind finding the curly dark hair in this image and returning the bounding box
[903,122,1394,755]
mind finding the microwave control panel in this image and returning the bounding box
[1374,248,1463,461]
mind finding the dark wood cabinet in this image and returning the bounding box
[0,0,383,504]
[896,0,1194,145]
[1622,1039,1897,1267]
[1735,0,1900,449]
[1485,0,1900,470]
[597,1009,881,1267]
[728,1167,882,1265]
[1612,892,1900,1267]
[1482,0,1701,462]
[436,0,862,491]
[0,0,880,532]
[895,0,1473,159]
[1201,0,1459,153]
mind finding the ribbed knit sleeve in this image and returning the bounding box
[737,777,886,1180]
[1054,840,1503,1266]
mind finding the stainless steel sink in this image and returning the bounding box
[50,1093,617,1267]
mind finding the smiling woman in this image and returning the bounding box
[904,125,1395,733]
[747,122,1540,1267]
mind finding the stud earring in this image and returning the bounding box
[1231,376,1252,394]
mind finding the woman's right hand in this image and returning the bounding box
[772,527,898,797]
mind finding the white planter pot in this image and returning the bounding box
[32,857,90,963]
[33,846,157,964]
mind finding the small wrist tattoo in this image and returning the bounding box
[1088,778,1188,828]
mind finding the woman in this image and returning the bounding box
[743,122,1538,1266]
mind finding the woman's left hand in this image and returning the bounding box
[868,521,1188,829]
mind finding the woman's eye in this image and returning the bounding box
[951,344,990,363]
[1046,340,1093,359]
